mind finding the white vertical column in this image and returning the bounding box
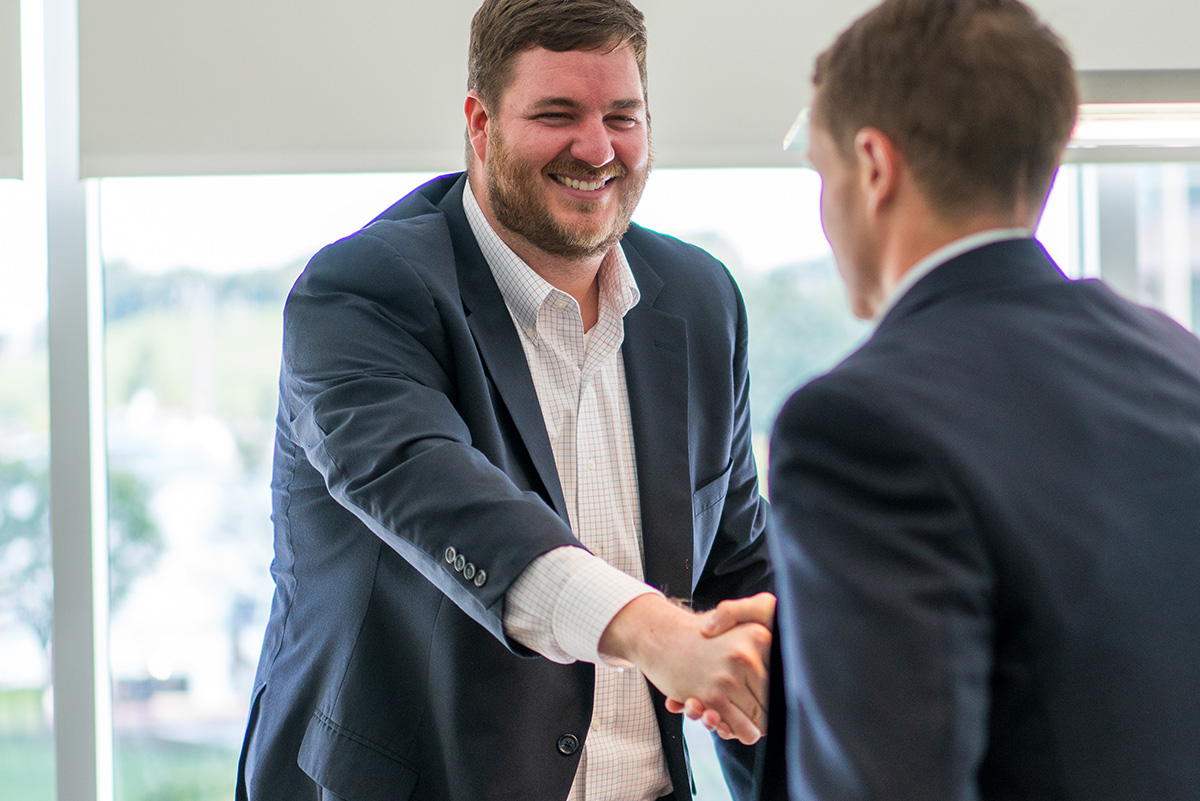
[1080,165,1103,280]
[1160,164,1193,330]
[1095,165,1141,300]
[45,0,112,798]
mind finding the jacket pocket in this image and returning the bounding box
[692,459,733,566]
[693,459,733,518]
[299,708,419,801]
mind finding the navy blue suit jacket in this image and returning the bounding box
[767,239,1200,801]
[238,174,771,801]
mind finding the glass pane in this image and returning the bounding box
[1040,163,1200,330]
[98,173,436,801]
[91,164,1197,801]
[0,177,53,800]
[636,168,864,798]
[1133,164,1199,329]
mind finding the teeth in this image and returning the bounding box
[554,175,608,191]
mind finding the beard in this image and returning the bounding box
[485,128,649,261]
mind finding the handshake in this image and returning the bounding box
[599,591,776,745]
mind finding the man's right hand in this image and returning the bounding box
[664,592,776,739]
[599,594,772,745]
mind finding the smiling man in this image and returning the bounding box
[235,2,775,801]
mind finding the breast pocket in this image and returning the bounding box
[692,459,733,567]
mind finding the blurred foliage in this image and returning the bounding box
[0,733,54,801]
[0,460,163,651]
[0,730,239,801]
[115,736,238,801]
[103,259,303,471]
[735,257,869,434]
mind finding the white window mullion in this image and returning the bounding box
[45,0,113,798]
[1160,164,1193,330]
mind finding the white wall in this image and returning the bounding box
[0,0,21,178]
[75,0,1200,177]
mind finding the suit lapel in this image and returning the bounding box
[622,244,694,601]
[437,179,570,522]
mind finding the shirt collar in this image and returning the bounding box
[873,228,1032,325]
[462,178,640,335]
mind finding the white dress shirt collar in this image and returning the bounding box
[462,178,640,336]
[874,228,1032,325]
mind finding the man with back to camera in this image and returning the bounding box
[235,1,780,800]
[750,0,1200,798]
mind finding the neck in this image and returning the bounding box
[877,203,1033,307]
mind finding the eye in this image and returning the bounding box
[607,115,640,130]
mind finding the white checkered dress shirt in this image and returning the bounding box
[464,182,673,801]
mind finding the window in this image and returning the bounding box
[97,173,438,800]
[87,161,1200,800]
[0,176,53,800]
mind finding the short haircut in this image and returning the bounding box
[813,0,1079,217]
[468,0,649,110]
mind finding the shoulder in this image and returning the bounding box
[295,178,465,303]
[621,223,743,315]
[623,223,730,282]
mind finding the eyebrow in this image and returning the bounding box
[529,97,645,113]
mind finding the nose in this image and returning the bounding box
[570,116,616,168]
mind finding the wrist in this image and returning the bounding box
[599,593,692,668]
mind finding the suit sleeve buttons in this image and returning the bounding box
[556,734,580,756]
[445,547,485,587]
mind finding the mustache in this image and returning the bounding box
[542,159,627,181]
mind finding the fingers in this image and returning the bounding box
[665,623,771,744]
[700,707,734,741]
[628,596,770,744]
[701,592,777,639]
[670,696,754,743]
[667,697,735,740]
[702,688,763,744]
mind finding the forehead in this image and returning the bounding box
[500,44,645,107]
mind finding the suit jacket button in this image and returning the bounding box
[463,563,476,580]
[556,734,580,756]
[454,554,466,572]
[474,570,487,587]
[445,547,457,564]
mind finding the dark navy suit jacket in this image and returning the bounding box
[766,239,1200,801]
[237,173,772,801]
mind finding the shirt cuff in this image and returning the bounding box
[504,545,662,667]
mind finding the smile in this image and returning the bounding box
[551,174,612,192]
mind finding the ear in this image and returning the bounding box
[465,92,491,165]
[853,128,901,215]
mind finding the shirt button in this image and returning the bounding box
[554,298,568,310]
[556,734,580,756]
[524,327,536,339]
[587,458,596,471]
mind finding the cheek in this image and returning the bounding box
[615,132,650,169]
[818,185,840,243]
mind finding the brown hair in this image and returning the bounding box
[468,0,649,110]
[813,0,1078,218]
